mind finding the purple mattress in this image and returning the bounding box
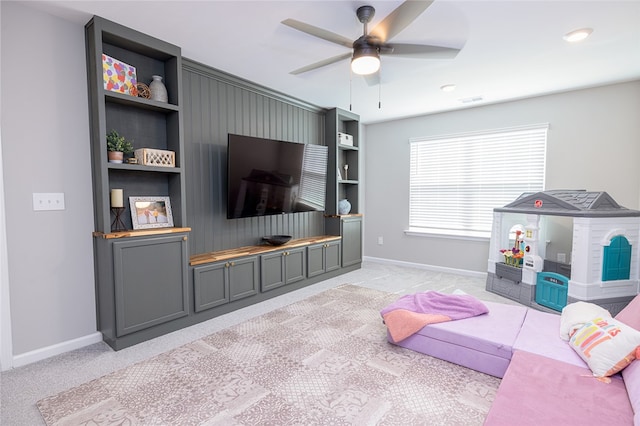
[391,301,527,377]
[512,307,587,368]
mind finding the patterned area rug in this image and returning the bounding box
[37,284,500,425]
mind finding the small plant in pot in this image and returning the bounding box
[106,130,134,163]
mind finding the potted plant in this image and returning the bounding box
[106,129,134,163]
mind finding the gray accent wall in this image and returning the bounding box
[182,60,326,255]
[364,81,640,273]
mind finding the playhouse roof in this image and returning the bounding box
[494,190,640,217]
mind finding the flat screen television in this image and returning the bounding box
[227,134,328,219]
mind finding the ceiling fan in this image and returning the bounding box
[281,0,461,85]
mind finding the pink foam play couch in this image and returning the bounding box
[388,297,640,425]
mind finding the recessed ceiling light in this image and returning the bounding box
[440,84,456,92]
[563,28,593,43]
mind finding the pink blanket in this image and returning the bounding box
[381,291,489,343]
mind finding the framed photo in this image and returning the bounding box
[129,196,174,229]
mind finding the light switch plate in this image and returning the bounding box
[33,193,65,211]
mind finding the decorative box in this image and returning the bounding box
[102,54,137,96]
[338,132,353,146]
[134,148,175,167]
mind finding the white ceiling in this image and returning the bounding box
[26,0,640,124]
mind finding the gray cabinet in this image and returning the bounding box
[327,215,363,267]
[193,256,259,312]
[95,233,189,343]
[261,247,306,292]
[308,241,341,278]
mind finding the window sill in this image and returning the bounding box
[404,228,490,242]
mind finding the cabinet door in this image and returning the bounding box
[261,251,285,292]
[113,235,189,336]
[325,241,342,272]
[307,244,326,278]
[228,256,259,301]
[342,217,363,267]
[193,262,229,312]
[285,247,306,284]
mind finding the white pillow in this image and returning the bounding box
[569,316,640,377]
[560,301,611,341]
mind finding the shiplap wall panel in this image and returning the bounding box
[183,59,326,256]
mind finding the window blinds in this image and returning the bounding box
[409,124,548,235]
[298,144,328,209]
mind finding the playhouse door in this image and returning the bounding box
[602,235,631,281]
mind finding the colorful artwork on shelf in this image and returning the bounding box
[102,54,138,96]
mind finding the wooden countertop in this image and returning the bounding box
[93,227,192,239]
[189,235,341,266]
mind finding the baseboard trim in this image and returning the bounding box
[363,256,487,279]
[12,332,103,369]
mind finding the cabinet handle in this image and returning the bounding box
[183,236,187,241]
[225,262,230,268]
[230,261,235,267]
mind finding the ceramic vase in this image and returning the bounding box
[149,75,168,102]
[338,199,351,215]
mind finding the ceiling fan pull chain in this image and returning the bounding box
[379,69,382,109]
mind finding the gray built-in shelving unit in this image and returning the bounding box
[325,108,363,269]
[86,16,191,350]
[86,17,362,351]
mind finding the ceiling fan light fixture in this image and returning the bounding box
[351,55,380,75]
[351,43,380,75]
[563,28,593,43]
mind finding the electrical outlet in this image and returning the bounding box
[557,253,566,263]
[378,236,383,245]
[33,193,65,211]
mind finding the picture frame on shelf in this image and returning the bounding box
[129,196,174,229]
[102,53,137,96]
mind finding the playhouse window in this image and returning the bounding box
[602,235,631,281]
[408,124,547,236]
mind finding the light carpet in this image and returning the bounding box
[36,284,500,425]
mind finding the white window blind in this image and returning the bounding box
[409,124,548,236]
[298,144,328,209]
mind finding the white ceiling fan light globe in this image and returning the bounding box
[351,55,381,75]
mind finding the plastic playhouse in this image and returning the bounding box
[486,190,640,315]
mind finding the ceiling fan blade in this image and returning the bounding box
[382,43,460,59]
[281,19,354,49]
[369,0,434,43]
[289,52,352,75]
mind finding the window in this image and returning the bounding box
[409,124,548,237]
[298,144,328,209]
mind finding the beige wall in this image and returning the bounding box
[363,81,640,273]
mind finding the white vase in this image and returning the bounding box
[149,75,168,102]
[338,199,351,215]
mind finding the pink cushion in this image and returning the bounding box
[622,360,640,420]
[485,350,634,426]
[616,294,640,331]
[513,308,586,368]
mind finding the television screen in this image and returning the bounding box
[227,134,328,219]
